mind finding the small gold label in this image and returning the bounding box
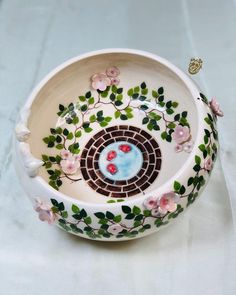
[188,58,203,75]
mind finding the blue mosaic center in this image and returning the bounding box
[98,141,143,181]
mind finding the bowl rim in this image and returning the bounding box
[19,48,204,208]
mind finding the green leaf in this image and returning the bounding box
[42,154,49,161]
[140,104,148,110]
[166,108,174,115]
[174,181,181,191]
[43,137,49,144]
[172,102,179,108]
[97,110,103,117]
[100,121,108,127]
[141,88,148,95]
[161,131,167,140]
[58,202,65,211]
[122,206,131,214]
[101,91,108,98]
[158,87,164,95]
[117,88,123,94]
[113,215,122,223]
[72,204,80,213]
[56,144,63,150]
[88,97,95,105]
[142,117,149,125]
[134,86,140,93]
[79,96,86,102]
[140,82,146,89]
[127,88,133,96]
[85,91,91,98]
[120,114,128,120]
[115,110,121,119]
[67,132,73,140]
[81,104,88,112]
[152,90,158,98]
[75,130,82,138]
[198,144,206,152]
[63,128,69,136]
[125,213,135,220]
[59,104,65,111]
[133,206,141,215]
[193,164,201,172]
[105,116,112,122]
[94,212,105,219]
[182,111,188,118]
[106,211,114,219]
[112,85,118,93]
[84,127,93,133]
[195,155,201,165]
[167,122,176,129]
[84,216,92,224]
[116,94,123,101]
[51,199,59,206]
[115,100,123,106]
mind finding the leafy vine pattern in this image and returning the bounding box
[42,82,191,190]
[33,92,219,240]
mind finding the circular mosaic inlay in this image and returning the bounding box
[98,141,143,181]
[80,125,162,198]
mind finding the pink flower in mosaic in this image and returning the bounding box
[143,196,158,210]
[209,98,223,117]
[204,158,213,171]
[34,199,56,224]
[91,73,111,91]
[173,125,190,144]
[159,192,179,214]
[107,224,123,235]
[106,66,120,78]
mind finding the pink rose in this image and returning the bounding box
[173,125,190,144]
[91,73,111,91]
[60,154,80,175]
[204,158,213,171]
[107,224,123,235]
[143,196,158,210]
[106,66,120,78]
[210,98,223,117]
[159,192,179,214]
[34,199,56,224]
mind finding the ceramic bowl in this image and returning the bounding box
[14,49,222,241]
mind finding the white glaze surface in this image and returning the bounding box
[0,0,235,294]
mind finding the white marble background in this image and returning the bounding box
[0,0,236,294]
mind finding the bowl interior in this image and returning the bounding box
[28,52,198,204]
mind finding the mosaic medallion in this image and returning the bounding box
[80,125,162,198]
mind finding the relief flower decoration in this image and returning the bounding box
[173,125,193,153]
[91,66,120,91]
[34,199,56,224]
[204,158,213,171]
[107,224,123,234]
[144,192,180,216]
[209,98,223,117]
[60,150,80,175]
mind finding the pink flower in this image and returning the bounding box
[183,140,194,153]
[173,125,190,144]
[143,196,158,210]
[106,66,120,78]
[210,98,223,117]
[34,199,56,224]
[107,224,123,235]
[61,150,71,159]
[159,192,179,214]
[60,154,80,175]
[204,158,213,171]
[91,73,111,91]
[110,77,120,86]
[175,144,183,153]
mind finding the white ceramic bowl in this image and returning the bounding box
[14,49,221,241]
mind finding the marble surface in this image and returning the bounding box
[0,0,236,294]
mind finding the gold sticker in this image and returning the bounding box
[188,58,203,75]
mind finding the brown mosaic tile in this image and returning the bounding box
[111,192,127,198]
[127,188,141,197]
[96,188,110,196]
[81,125,162,198]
